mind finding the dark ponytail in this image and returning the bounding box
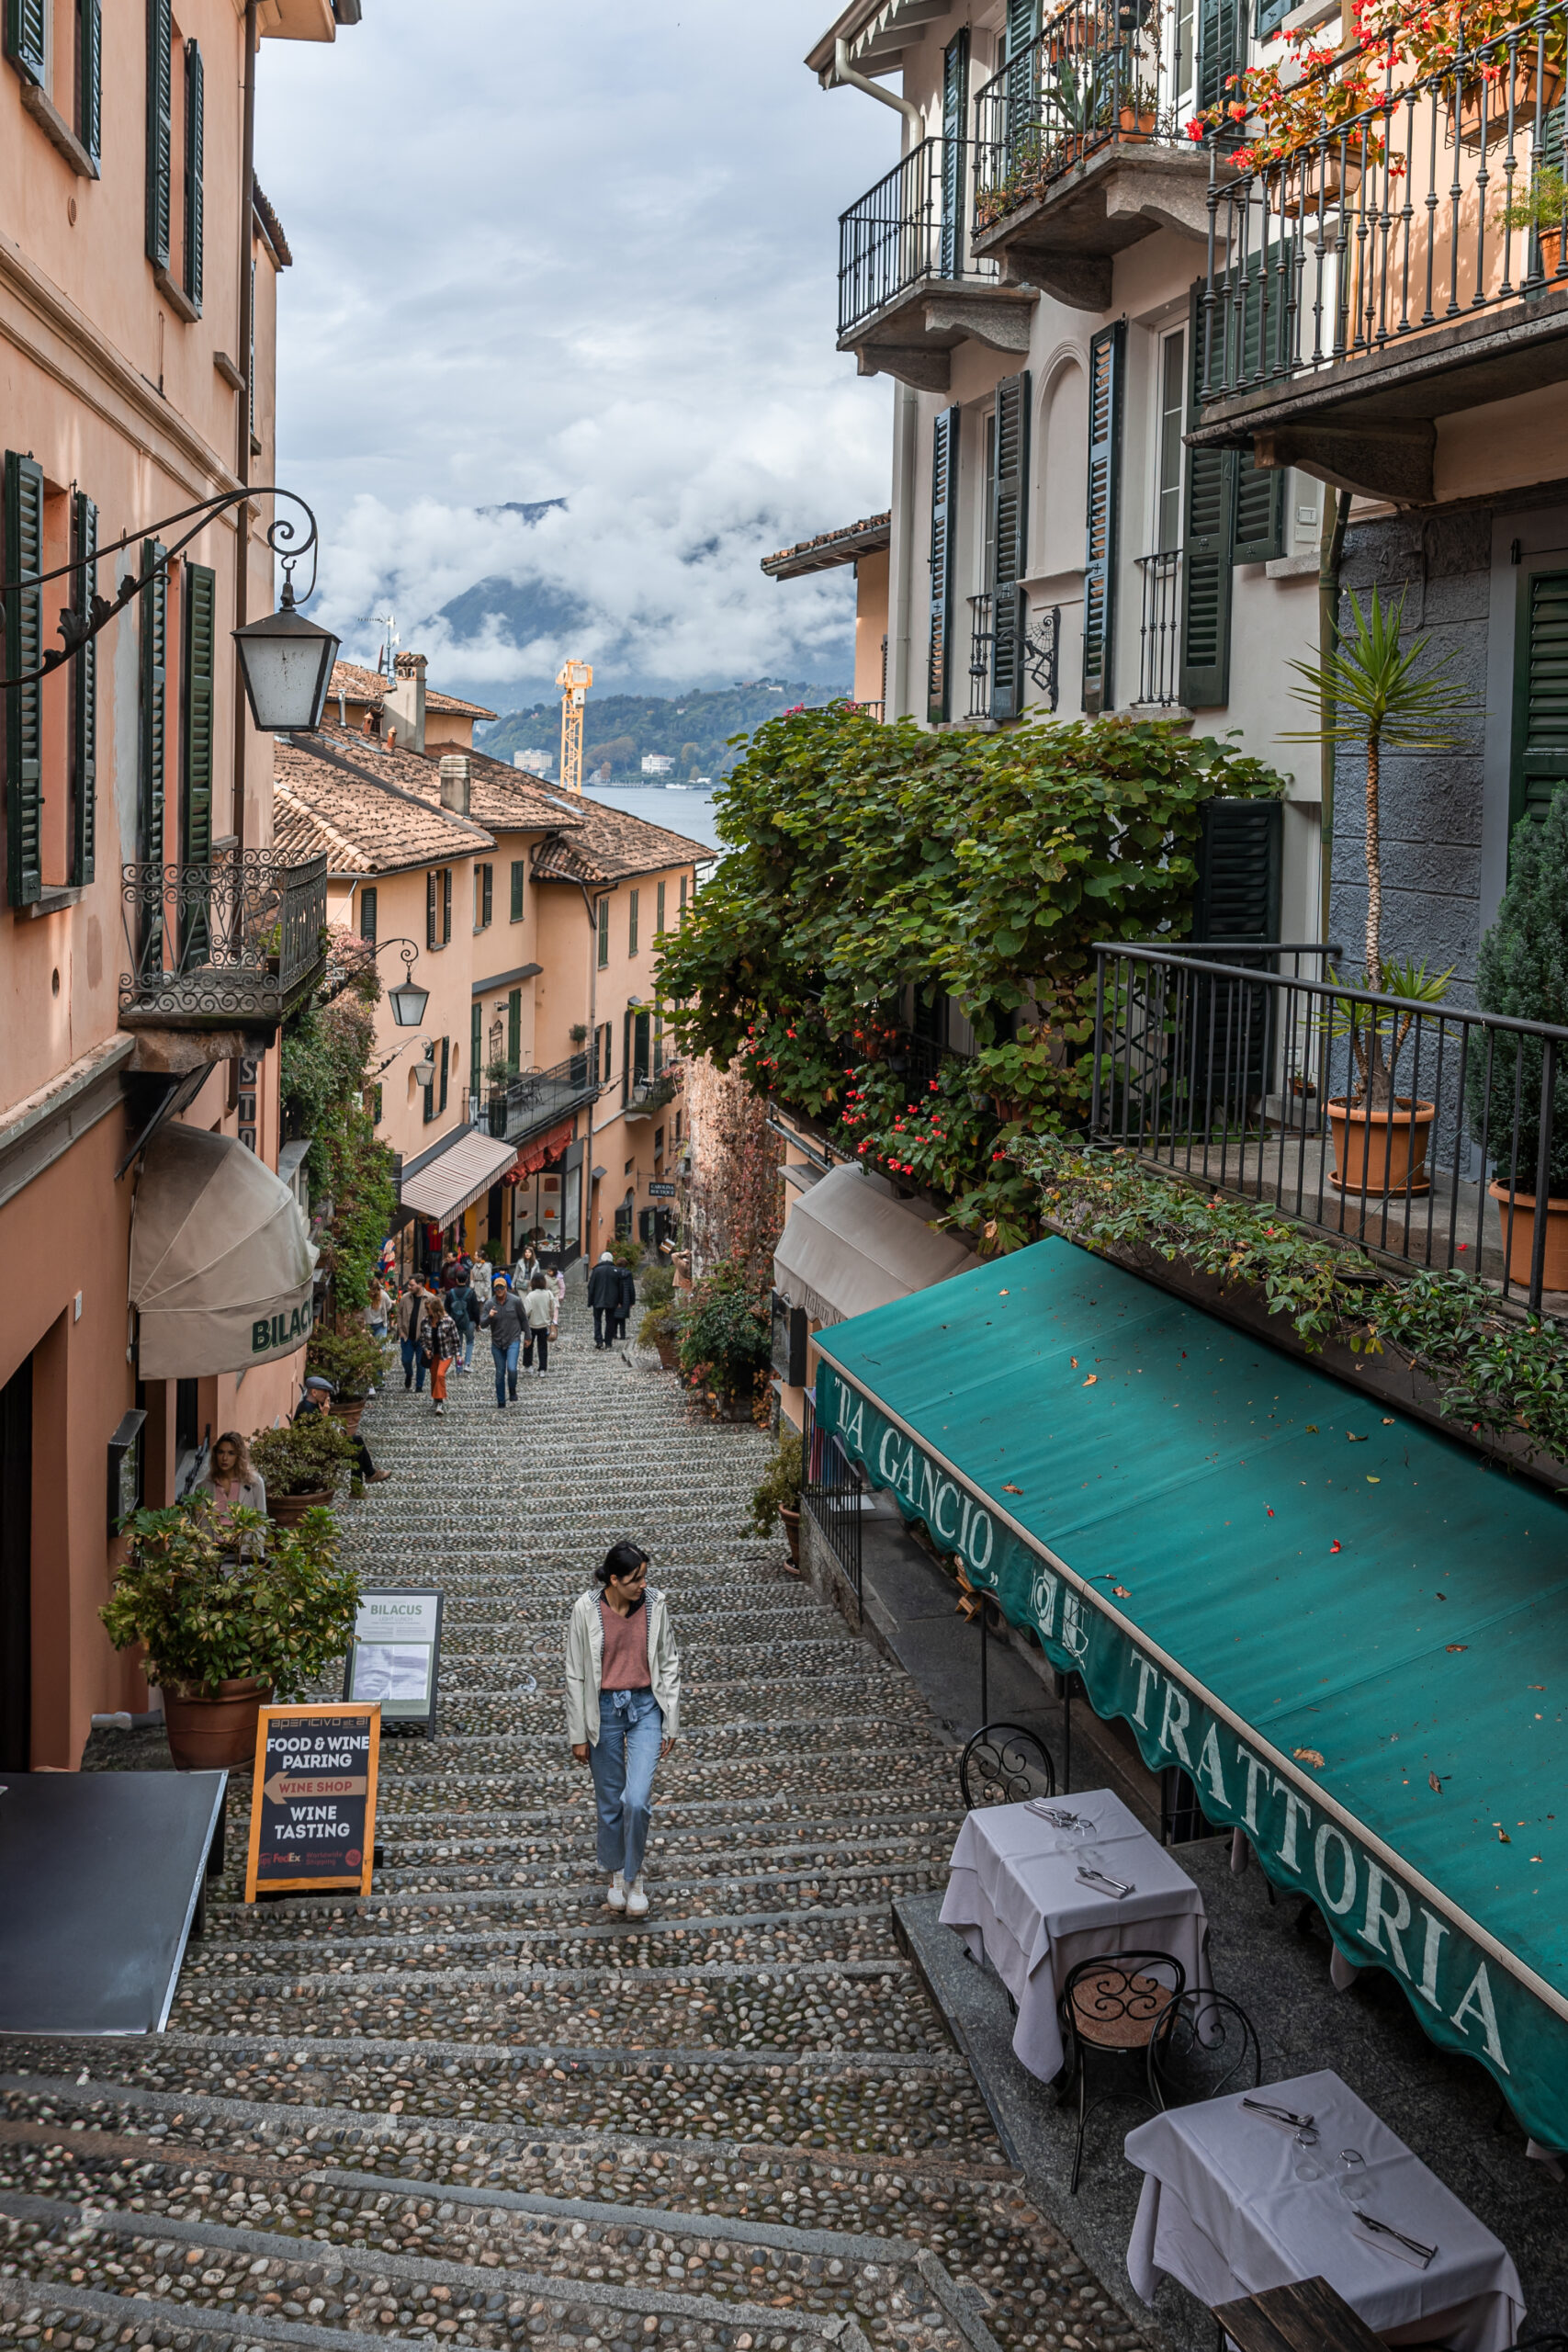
[596,1541,649,1587]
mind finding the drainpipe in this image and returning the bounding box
[829,36,923,140]
[1317,489,1352,946]
[233,0,257,850]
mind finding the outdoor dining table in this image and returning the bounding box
[939,1787,1213,2084]
[1123,2068,1526,2352]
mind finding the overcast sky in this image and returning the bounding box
[255,3,895,703]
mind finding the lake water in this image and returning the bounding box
[582,783,722,855]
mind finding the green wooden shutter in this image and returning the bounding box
[72,492,96,888]
[1180,284,1235,708]
[940,30,969,280]
[181,560,215,961]
[1232,450,1286,564]
[1256,0,1291,36]
[1082,322,1123,715]
[5,452,43,909]
[146,0,172,271]
[1192,797,1282,939]
[6,0,45,85]
[1005,0,1040,157]
[510,857,524,920]
[470,1001,482,1091]
[1196,0,1241,121]
[1509,567,1568,832]
[438,1036,449,1114]
[990,369,1031,722]
[79,0,101,168]
[184,39,204,312]
[426,869,437,948]
[138,539,167,965]
[927,404,960,724]
[507,987,522,1069]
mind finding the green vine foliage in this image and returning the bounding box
[676,1261,773,1399]
[281,934,398,1314]
[658,706,1284,1246]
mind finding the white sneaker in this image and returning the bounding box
[605,1871,626,1912]
[625,1875,649,1918]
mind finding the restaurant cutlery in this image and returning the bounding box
[1356,2213,1437,2267]
[1076,1865,1134,1897]
[1242,2097,1316,2130]
[1028,1803,1088,1827]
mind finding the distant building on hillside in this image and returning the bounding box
[642,753,674,775]
[513,749,555,777]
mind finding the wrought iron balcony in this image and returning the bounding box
[1190,4,1568,501]
[837,135,1032,389]
[487,1050,602,1146]
[1134,550,1182,707]
[971,0,1210,308]
[118,849,328,1031]
[1090,940,1568,1310]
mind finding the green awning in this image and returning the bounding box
[814,1236,1568,2150]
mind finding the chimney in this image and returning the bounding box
[439,753,471,817]
[384,649,427,754]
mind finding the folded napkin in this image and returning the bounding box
[1352,2212,1436,2269]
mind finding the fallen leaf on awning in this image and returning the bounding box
[1294,1747,1325,1769]
[1266,1508,1275,1518]
[1497,1827,1512,1843]
[1329,1540,1342,1553]
[1347,1431,1369,1443]
[1070,1357,1078,1368]
[1447,1644,1468,1653]
[1382,1418,1395,1425]
[1429,1772,1445,1792]
[1003,1483,1022,1495]
[998,1288,1010,1296]
[1367,1476,1381,1484]
[1306,1424,1319,1433]
[1113,1585,1132,1598]
[1083,1374,1098,1386]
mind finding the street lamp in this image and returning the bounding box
[379,939,429,1029]
[232,580,340,734]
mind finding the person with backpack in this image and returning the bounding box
[398,1281,431,1392]
[480,1275,526,1408]
[522,1268,558,1377]
[423,1295,460,1416]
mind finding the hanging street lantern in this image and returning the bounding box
[383,939,429,1029]
[232,582,341,734]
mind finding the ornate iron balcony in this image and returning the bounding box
[119,849,328,1030]
[488,1050,603,1145]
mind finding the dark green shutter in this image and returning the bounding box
[1256,0,1291,35]
[1082,322,1123,715]
[927,404,960,724]
[426,869,437,948]
[184,39,204,312]
[138,539,167,966]
[1192,797,1282,939]
[1197,0,1241,121]
[79,0,101,167]
[470,1001,482,1091]
[507,987,522,1069]
[482,864,493,926]
[1509,567,1568,832]
[146,0,172,271]
[5,452,43,908]
[1187,798,1282,1107]
[6,0,45,85]
[990,369,1031,722]
[1232,450,1286,564]
[181,561,215,960]
[438,1036,449,1114]
[1005,0,1040,157]
[510,857,524,920]
[72,492,96,888]
[940,31,969,280]
[1180,283,1235,708]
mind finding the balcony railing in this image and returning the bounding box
[1134,550,1182,707]
[974,0,1177,229]
[839,135,999,335]
[803,1391,863,1607]
[487,1050,601,1145]
[1198,4,1568,407]
[119,850,327,1029]
[1090,941,1568,1310]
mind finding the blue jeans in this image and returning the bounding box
[400,1336,425,1391]
[491,1339,520,1405]
[589,1689,662,1883]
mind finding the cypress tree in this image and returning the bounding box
[1469,791,1568,1194]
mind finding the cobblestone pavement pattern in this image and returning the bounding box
[0,1282,1150,2352]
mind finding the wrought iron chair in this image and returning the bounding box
[1147,1988,1262,2110]
[959,1722,1056,1810]
[1058,1950,1186,2193]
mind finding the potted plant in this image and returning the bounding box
[101,1498,360,1770]
[306,1326,385,1435]
[1503,164,1568,279]
[637,1266,682,1370]
[750,1428,805,1569]
[1288,589,1467,1194]
[250,1413,357,1527]
[678,1264,773,1418]
[1468,787,1568,1288]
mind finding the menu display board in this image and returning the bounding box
[243,1703,380,1901]
[344,1589,444,1730]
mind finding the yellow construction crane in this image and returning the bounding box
[557,658,592,793]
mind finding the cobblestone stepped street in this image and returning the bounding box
[0,1286,1147,2352]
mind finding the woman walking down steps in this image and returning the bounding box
[0,1272,1146,2352]
[565,1539,681,1918]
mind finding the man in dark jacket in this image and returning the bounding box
[586,1251,619,1349]
[480,1277,527,1407]
[615,1261,637,1341]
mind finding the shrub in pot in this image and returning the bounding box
[101,1498,360,1770]
[306,1326,386,1435]
[1468,787,1568,1287]
[749,1428,805,1566]
[678,1262,772,1412]
[250,1413,357,1525]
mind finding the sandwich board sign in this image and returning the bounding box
[243,1702,380,1901]
[343,1588,444,1731]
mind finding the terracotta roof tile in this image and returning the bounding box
[761,511,891,578]
[528,791,710,887]
[329,659,498,722]
[273,739,495,877]
[310,721,584,836]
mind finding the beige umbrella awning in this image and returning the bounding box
[773,1161,976,1329]
[130,1125,319,1380]
[400,1126,520,1227]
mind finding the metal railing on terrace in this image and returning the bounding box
[974,0,1178,226]
[1134,551,1182,707]
[487,1049,602,1144]
[1090,941,1568,1310]
[119,849,327,1028]
[1198,2,1568,402]
[839,136,999,334]
[803,1392,863,1607]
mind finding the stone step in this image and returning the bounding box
[175,1910,904,1968]
[200,1864,949,1923]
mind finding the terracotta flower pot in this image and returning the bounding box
[1278,151,1363,218]
[267,1487,332,1528]
[1117,104,1157,139]
[655,1338,680,1373]
[1459,57,1563,150]
[163,1675,273,1771]
[1325,1096,1437,1196]
[779,1505,802,1566]
[1538,225,1564,278]
[1489,1181,1568,1290]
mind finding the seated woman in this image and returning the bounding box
[192,1431,267,1551]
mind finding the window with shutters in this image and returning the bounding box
[438,1036,450,1115]
[137,538,168,963]
[180,560,216,960]
[359,888,378,944]
[145,0,172,271]
[69,490,96,888]
[656,878,666,937]
[990,370,1030,721]
[629,888,639,956]
[1509,566,1568,839]
[427,865,452,949]
[7,0,101,167]
[1155,330,1186,556]
[4,453,43,907]
[442,866,452,944]
[1082,323,1124,715]
[508,988,522,1070]
[679,871,688,920]
[927,406,961,724]
[183,39,203,313]
[597,896,610,968]
[475,863,493,931]
[470,1002,482,1093]
[596,1020,612,1083]
[510,858,525,921]
[939,29,969,281]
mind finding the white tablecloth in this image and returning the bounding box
[939,1790,1212,2084]
[1124,2068,1525,2352]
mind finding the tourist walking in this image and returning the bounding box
[423,1296,460,1416]
[398,1280,430,1392]
[615,1259,637,1341]
[481,1274,526,1408]
[587,1250,618,1348]
[471,1252,494,1307]
[566,1541,681,1919]
[365,1276,391,1345]
[512,1241,537,1294]
[449,1270,476,1374]
[522,1267,557,1376]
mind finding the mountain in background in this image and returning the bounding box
[477,679,849,781]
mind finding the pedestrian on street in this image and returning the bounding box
[522,1267,557,1376]
[471,1252,494,1307]
[615,1259,637,1341]
[460,1273,480,1372]
[365,1276,391,1344]
[481,1275,525,1408]
[449,1273,475,1375]
[587,1250,618,1348]
[398,1280,430,1392]
[512,1242,537,1293]
[566,1541,681,1919]
[423,1298,459,1415]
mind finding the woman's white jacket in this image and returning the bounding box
[565,1588,680,1748]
